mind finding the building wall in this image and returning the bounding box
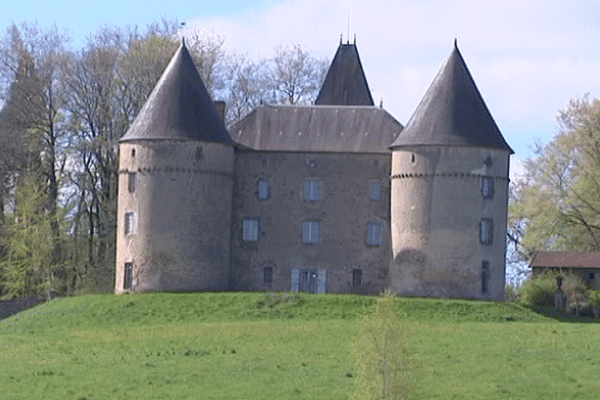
[390,145,509,301]
[115,140,234,293]
[230,150,392,294]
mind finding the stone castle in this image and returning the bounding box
[115,38,513,301]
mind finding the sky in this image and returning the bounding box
[2,0,600,179]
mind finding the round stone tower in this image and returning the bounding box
[389,42,513,301]
[115,40,234,293]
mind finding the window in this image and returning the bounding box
[370,181,381,200]
[481,176,494,198]
[242,218,259,242]
[264,267,273,284]
[590,272,595,281]
[123,262,133,290]
[304,179,322,201]
[124,212,135,235]
[128,172,136,193]
[302,221,320,244]
[257,179,270,200]
[352,269,362,286]
[481,261,490,295]
[131,148,136,157]
[479,218,493,245]
[366,222,383,246]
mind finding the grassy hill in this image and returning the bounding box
[0,292,598,399]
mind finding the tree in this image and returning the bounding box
[509,95,600,262]
[352,290,411,400]
[0,170,59,299]
[223,53,265,124]
[265,43,328,105]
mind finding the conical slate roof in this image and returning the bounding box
[390,42,513,153]
[314,41,374,106]
[120,40,232,143]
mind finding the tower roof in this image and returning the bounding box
[120,40,232,143]
[314,41,374,106]
[390,42,513,154]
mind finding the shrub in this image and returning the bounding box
[520,272,556,307]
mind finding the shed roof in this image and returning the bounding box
[120,40,232,143]
[530,251,600,269]
[390,41,513,154]
[314,42,374,106]
[230,104,402,153]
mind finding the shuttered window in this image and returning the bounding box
[480,218,493,245]
[242,218,259,242]
[302,221,320,244]
[124,212,135,235]
[370,181,381,200]
[366,222,383,246]
[304,179,322,201]
[481,176,494,198]
[257,179,269,200]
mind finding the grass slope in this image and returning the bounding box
[0,292,598,399]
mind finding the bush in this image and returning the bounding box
[520,272,556,307]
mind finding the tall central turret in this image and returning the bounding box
[115,40,234,293]
[389,42,513,301]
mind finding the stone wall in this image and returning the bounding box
[390,145,509,301]
[115,140,234,293]
[230,149,392,294]
[0,299,43,320]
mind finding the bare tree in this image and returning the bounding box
[265,43,328,105]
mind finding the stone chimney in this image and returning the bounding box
[214,101,226,122]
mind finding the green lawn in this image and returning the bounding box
[0,292,598,399]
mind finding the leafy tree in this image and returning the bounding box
[509,95,600,262]
[0,170,60,299]
[352,290,411,400]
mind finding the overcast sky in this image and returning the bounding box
[2,0,600,177]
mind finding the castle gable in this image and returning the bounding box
[230,105,402,153]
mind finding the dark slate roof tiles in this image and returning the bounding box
[315,42,374,106]
[120,41,232,143]
[391,42,513,154]
[230,105,403,153]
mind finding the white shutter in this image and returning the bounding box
[290,268,300,292]
[316,270,327,293]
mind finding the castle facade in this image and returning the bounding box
[115,39,513,301]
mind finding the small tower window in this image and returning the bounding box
[128,172,136,193]
[257,179,270,200]
[304,179,322,201]
[479,218,493,245]
[131,148,136,157]
[352,269,362,286]
[123,262,133,290]
[264,267,273,284]
[366,222,383,246]
[481,176,494,198]
[411,154,415,163]
[481,261,490,295]
[370,181,381,200]
[242,218,259,242]
[124,212,135,235]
